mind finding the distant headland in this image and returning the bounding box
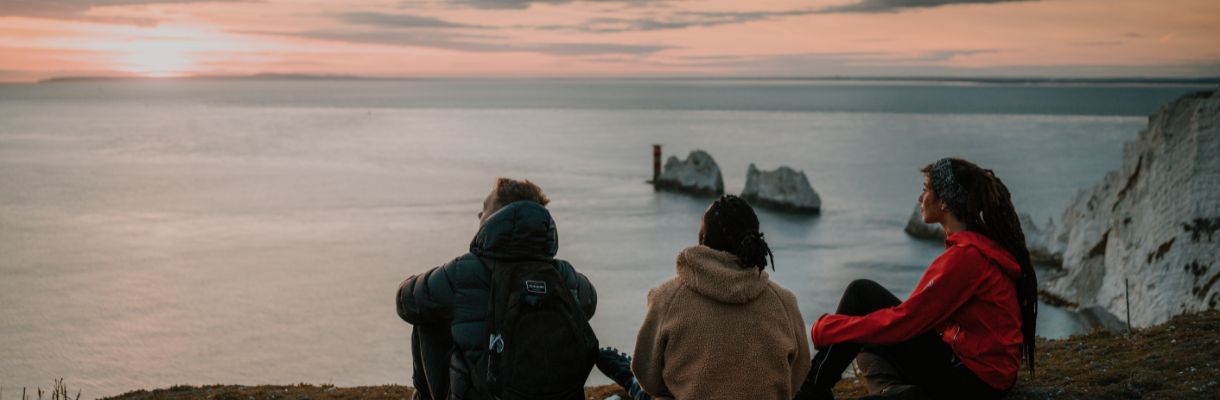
[34,74,1220,86]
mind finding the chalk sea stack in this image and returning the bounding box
[1038,88,1220,327]
[653,150,725,196]
[741,163,821,214]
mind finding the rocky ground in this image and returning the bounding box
[83,310,1218,400]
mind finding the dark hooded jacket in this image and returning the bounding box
[396,201,597,400]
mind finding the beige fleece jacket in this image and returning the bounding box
[632,245,811,400]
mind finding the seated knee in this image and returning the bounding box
[837,279,898,316]
[845,279,882,295]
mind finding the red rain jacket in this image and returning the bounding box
[811,231,1024,390]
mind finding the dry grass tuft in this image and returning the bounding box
[16,379,81,400]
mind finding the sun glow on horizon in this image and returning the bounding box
[62,24,253,78]
[115,41,196,77]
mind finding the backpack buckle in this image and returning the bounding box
[489,333,505,354]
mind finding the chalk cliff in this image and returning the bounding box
[1041,89,1220,327]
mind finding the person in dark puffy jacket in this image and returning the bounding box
[396,178,597,400]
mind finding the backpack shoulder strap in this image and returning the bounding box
[482,258,514,332]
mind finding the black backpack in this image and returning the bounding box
[473,257,599,400]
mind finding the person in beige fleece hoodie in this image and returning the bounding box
[600,195,811,400]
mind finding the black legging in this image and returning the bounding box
[796,279,1003,400]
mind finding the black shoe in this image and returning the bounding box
[793,385,833,400]
[793,368,834,400]
[596,347,634,389]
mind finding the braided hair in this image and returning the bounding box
[699,194,775,272]
[923,158,1038,377]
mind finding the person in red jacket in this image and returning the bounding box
[795,158,1038,400]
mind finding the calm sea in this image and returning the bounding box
[0,79,1212,397]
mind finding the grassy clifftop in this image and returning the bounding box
[100,310,1218,400]
[1005,309,1219,399]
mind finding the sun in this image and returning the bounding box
[116,41,196,77]
[71,24,245,78]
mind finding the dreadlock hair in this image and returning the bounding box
[922,157,1039,377]
[699,194,775,272]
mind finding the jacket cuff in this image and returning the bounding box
[811,313,830,348]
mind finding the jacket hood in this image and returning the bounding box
[470,201,558,261]
[675,245,769,304]
[946,231,1022,279]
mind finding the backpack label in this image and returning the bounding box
[525,280,547,294]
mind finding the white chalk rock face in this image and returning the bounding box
[740,164,822,214]
[1020,214,1063,266]
[654,150,724,195]
[1042,89,1220,327]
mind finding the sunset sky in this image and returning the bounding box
[1,0,1218,82]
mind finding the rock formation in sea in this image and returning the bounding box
[653,150,725,196]
[1039,89,1219,327]
[740,163,822,214]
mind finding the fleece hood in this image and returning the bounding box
[945,231,1022,279]
[675,245,770,304]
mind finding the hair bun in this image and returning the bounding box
[702,195,774,272]
[736,231,773,272]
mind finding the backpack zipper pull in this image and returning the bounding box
[489,333,505,353]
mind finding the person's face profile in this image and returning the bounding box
[919,175,946,225]
[478,191,498,225]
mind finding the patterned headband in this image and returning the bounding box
[930,158,968,218]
